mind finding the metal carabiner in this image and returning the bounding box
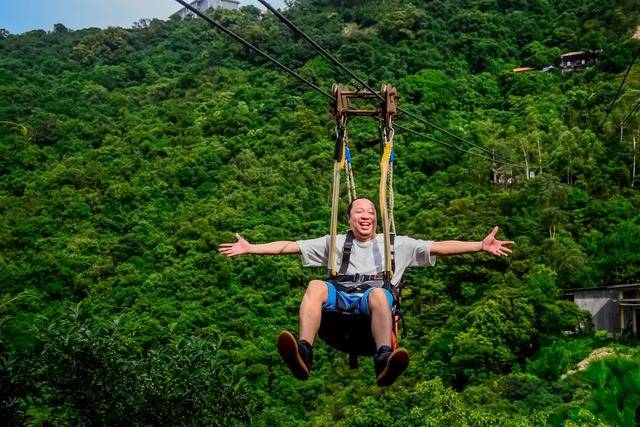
[386,125,395,143]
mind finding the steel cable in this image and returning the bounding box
[600,44,640,129]
[174,0,333,100]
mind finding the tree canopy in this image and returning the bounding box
[1,0,639,424]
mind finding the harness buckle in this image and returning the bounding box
[353,273,361,282]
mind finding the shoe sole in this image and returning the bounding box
[376,347,409,386]
[277,331,309,380]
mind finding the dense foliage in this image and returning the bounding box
[1,0,639,424]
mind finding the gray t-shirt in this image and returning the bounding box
[296,234,436,286]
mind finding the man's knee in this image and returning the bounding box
[368,288,391,312]
[304,280,328,303]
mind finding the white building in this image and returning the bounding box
[173,0,240,19]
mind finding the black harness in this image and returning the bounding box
[326,230,402,310]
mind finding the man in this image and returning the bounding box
[219,198,514,386]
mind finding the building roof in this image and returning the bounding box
[561,51,590,58]
[513,67,536,73]
[564,283,640,293]
[607,283,640,289]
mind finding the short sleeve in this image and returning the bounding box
[396,236,436,267]
[296,235,330,267]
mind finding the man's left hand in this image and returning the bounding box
[481,226,514,257]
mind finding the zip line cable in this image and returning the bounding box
[605,98,640,143]
[395,123,520,166]
[257,0,513,164]
[256,0,364,90]
[396,123,557,170]
[600,44,640,129]
[257,1,386,101]
[619,98,640,129]
[174,0,533,169]
[173,0,332,100]
[395,107,511,162]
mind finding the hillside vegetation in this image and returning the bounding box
[1,0,640,424]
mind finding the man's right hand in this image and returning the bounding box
[219,233,252,257]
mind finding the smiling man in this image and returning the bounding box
[219,197,514,386]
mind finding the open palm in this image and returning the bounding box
[481,226,514,256]
[219,233,251,257]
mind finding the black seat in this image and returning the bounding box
[318,310,377,368]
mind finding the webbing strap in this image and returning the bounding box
[390,233,396,276]
[334,126,346,161]
[331,273,385,283]
[328,160,341,276]
[345,146,356,203]
[328,119,347,276]
[337,230,354,275]
[379,134,394,283]
[388,151,396,235]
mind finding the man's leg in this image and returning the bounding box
[367,288,392,349]
[278,280,328,380]
[299,280,329,345]
[366,288,409,387]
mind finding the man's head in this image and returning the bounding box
[347,198,377,241]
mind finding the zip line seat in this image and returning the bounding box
[319,310,377,368]
[318,299,402,369]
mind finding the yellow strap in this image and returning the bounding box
[379,139,394,276]
[381,140,393,165]
[389,162,396,235]
[328,160,341,276]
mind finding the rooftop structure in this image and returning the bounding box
[172,0,240,19]
[560,51,598,74]
[513,66,536,73]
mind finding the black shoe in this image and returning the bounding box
[374,345,409,386]
[277,331,313,380]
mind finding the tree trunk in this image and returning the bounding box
[520,141,530,180]
[536,134,543,174]
[633,135,637,188]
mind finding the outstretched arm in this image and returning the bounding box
[431,226,514,257]
[219,233,300,257]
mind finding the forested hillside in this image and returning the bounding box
[1,0,640,424]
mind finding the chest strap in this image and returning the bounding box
[331,231,396,282]
[331,273,385,283]
[337,230,354,275]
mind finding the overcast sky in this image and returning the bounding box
[0,0,287,34]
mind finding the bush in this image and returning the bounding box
[582,356,640,426]
[1,306,255,425]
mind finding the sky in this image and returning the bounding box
[0,0,287,34]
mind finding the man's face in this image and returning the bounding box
[348,198,377,241]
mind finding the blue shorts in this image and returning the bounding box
[322,281,393,316]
